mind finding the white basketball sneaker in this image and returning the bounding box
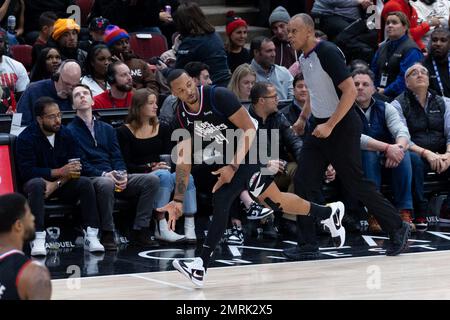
[30,231,47,256]
[321,201,346,248]
[172,257,206,287]
[84,227,105,253]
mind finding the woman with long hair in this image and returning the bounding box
[29,47,61,82]
[81,44,112,96]
[116,88,197,243]
[173,1,231,87]
[224,11,251,73]
[228,63,256,104]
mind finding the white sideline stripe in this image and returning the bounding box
[52,249,450,282]
[130,274,194,291]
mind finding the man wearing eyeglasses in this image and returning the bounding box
[17,60,81,126]
[15,96,105,257]
[391,62,450,225]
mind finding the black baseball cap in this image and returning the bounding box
[89,17,110,32]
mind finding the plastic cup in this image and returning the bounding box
[159,154,172,171]
[114,170,127,192]
[68,158,81,179]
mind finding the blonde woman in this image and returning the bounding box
[228,63,256,104]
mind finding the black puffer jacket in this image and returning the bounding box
[249,105,303,163]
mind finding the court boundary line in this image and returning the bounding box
[51,248,450,282]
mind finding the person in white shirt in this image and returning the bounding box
[81,44,112,97]
[0,29,29,113]
[411,0,450,47]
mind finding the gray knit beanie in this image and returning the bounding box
[268,6,290,25]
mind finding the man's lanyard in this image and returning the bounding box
[432,56,450,95]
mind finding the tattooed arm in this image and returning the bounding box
[174,138,193,201]
[157,138,192,230]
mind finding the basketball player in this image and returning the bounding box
[157,69,346,287]
[0,193,52,300]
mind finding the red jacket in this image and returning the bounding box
[381,0,430,50]
[93,90,133,109]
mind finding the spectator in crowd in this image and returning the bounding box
[311,0,372,42]
[391,62,450,225]
[280,72,308,126]
[173,1,231,87]
[32,11,57,65]
[103,24,159,93]
[79,16,110,52]
[93,60,133,109]
[411,0,450,48]
[225,11,251,73]
[0,193,52,300]
[15,97,105,256]
[0,0,25,44]
[371,11,424,100]
[159,61,212,124]
[30,47,61,83]
[248,82,307,239]
[352,69,415,232]
[117,88,197,243]
[81,44,112,97]
[228,63,256,107]
[48,18,87,66]
[0,28,29,113]
[68,84,160,248]
[268,6,297,69]
[184,61,212,87]
[23,0,74,44]
[17,60,81,125]
[423,28,449,98]
[250,36,293,100]
[381,0,440,51]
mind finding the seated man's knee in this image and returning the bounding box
[94,177,115,193]
[26,178,46,193]
[77,176,95,189]
[139,173,160,189]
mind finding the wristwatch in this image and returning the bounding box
[56,180,62,188]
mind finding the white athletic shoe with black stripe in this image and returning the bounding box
[246,202,273,220]
[321,201,346,248]
[172,257,205,287]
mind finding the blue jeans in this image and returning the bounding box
[410,152,450,215]
[153,169,197,215]
[361,150,413,210]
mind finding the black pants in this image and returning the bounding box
[23,177,100,232]
[294,108,402,245]
[201,163,263,264]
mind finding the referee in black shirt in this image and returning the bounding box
[285,14,410,258]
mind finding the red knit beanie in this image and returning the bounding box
[226,11,248,36]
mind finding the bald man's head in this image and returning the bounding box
[55,60,81,99]
[288,14,316,52]
[291,14,315,31]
